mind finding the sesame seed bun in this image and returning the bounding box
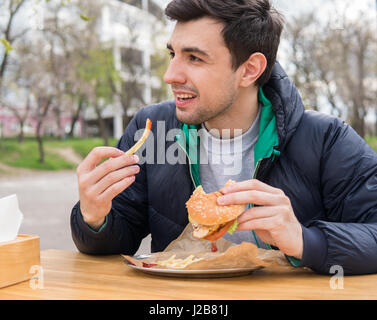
[185,180,245,226]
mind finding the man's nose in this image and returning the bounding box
[163,59,186,85]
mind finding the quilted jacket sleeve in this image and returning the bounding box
[70,111,150,255]
[300,118,377,275]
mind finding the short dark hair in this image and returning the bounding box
[165,0,284,86]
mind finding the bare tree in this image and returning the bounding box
[283,13,321,112]
[282,1,377,137]
[1,36,34,143]
[35,96,53,163]
[31,43,56,163]
[8,92,31,143]
[11,33,56,162]
[0,0,29,142]
[41,0,94,139]
[2,0,170,148]
[0,0,28,90]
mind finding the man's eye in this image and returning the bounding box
[190,55,201,62]
[168,51,175,59]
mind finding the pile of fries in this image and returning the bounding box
[157,254,204,269]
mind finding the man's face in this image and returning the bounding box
[164,17,241,125]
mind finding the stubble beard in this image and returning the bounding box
[176,89,237,125]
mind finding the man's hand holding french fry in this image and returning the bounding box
[76,119,151,230]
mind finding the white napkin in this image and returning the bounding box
[0,194,23,243]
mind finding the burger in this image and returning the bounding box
[185,180,245,242]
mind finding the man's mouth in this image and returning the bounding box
[175,93,198,107]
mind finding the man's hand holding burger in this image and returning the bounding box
[218,179,303,259]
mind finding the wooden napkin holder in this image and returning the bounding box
[0,234,40,288]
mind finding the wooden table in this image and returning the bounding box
[0,249,376,300]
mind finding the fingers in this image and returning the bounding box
[220,179,283,195]
[98,174,137,204]
[236,206,292,234]
[89,153,139,185]
[237,215,281,232]
[217,189,288,206]
[237,206,275,225]
[217,179,288,207]
[91,165,140,195]
[237,208,303,258]
[77,147,124,174]
[222,180,302,257]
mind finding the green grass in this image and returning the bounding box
[45,137,117,158]
[0,138,73,170]
[365,136,377,152]
[0,137,118,171]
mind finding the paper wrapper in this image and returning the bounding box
[124,224,296,271]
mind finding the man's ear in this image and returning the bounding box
[239,53,267,88]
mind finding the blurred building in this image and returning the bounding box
[0,0,168,139]
[0,104,83,138]
[83,0,168,139]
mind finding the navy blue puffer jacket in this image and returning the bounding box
[71,62,377,275]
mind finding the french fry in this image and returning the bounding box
[156,254,204,269]
[125,118,152,155]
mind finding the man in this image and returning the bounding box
[71,0,377,275]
